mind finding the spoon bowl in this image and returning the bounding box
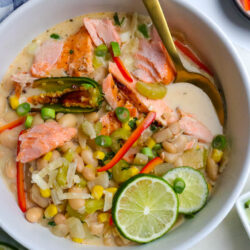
[143,0,225,125]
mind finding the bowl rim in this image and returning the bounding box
[0,0,249,249]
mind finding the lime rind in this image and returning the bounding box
[163,167,208,214]
[112,174,179,243]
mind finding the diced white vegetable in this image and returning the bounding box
[77,206,86,214]
[66,161,77,188]
[73,175,81,184]
[51,189,61,205]
[130,12,138,37]
[61,192,91,200]
[103,191,113,212]
[81,120,96,139]
[66,217,85,239]
[48,170,58,188]
[120,31,131,43]
[31,173,49,190]
[87,172,109,191]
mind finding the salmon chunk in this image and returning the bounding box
[83,17,120,46]
[179,116,213,143]
[56,27,94,76]
[133,28,175,84]
[17,122,77,163]
[100,111,121,136]
[109,62,173,126]
[102,74,138,117]
[31,40,64,77]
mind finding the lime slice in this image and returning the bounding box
[163,167,208,214]
[181,148,207,169]
[112,174,178,243]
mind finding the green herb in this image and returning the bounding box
[107,170,113,180]
[128,117,138,131]
[16,103,31,117]
[138,24,149,38]
[141,147,154,160]
[113,12,125,26]
[69,49,74,54]
[104,152,115,162]
[150,122,159,132]
[212,135,227,150]
[48,221,56,226]
[111,42,121,57]
[173,178,186,194]
[94,44,108,57]
[50,33,60,40]
[121,166,130,171]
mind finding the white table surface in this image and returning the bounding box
[191,46,250,250]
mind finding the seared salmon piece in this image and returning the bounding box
[100,111,121,136]
[179,115,213,143]
[132,68,156,84]
[31,40,64,77]
[83,17,121,46]
[102,74,138,117]
[17,122,77,163]
[57,26,94,76]
[109,62,173,126]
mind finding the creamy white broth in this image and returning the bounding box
[165,83,222,136]
[0,12,226,247]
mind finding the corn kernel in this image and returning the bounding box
[136,117,143,126]
[9,95,19,110]
[40,188,51,198]
[44,204,58,219]
[85,164,94,169]
[129,166,139,176]
[105,187,117,195]
[93,151,105,160]
[43,151,52,162]
[122,121,131,131]
[64,150,74,162]
[98,213,110,223]
[72,238,83,244]
[76,146,82,154]
[147,138,156,149]
[92,185,104,200]
[211,149,223,163]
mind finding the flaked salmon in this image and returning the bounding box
[17,122,77,163]
[179,115,213,143]
[56,26,94,76]
[109,62,173,126]
[100,111,121,136]
[102,74,138,117]
[84,17,120,47]
[133,28,175,84]
[31,40,64,77]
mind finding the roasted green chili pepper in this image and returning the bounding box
[30,77,103,113]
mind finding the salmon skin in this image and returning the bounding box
[16,122,77,163]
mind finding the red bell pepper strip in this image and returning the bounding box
[109,216,113,226]
[242,0,250,11]
[0,117,26,134]
[174,40,213,76]
[97,112,156,172]
[140,157,163,174]
[113,56,133,83]
[16,130,27,212]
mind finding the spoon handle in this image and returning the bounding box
[143,0,183,71]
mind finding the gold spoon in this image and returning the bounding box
[143,0,224,125]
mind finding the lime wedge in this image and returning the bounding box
[0,242,17,250]
[163,167,208,214]
[181,148,207,169]
[112,174,178,243]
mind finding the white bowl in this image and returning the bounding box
[0,0,249,249]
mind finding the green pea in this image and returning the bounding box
[115,107,130,123]
[95,135,112,147]
[16,103,30,116]
[94,44,108,57]
[173,178,186,194]
[212,135,227,150]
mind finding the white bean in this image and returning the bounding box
[32,114,44,126]
[89,222,104,237]
[75,154,84,173]
[153,128,172,143]
[160,151,179,163]
[0,95,7,114]
[54,213,66,225]
[82,167,96,181]
[60,141,77,153]
[58,114,77,128]
[51,224,69,237]
[0,127,21,149]
[36,158,48,171]
[30,184,49,208]
[84,112,99,123]
[5,160,16,179]
[50,150,61,162]
[169,122,181,135]
[174,135,188,152]
[26,207,43,223]
[207,158,218,181]
[81,148,98,167]
[68,187,86,210]
[162,141,177,154]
